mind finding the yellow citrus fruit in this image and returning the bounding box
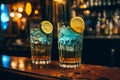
[41,21,53,34]
[70,17,85,33]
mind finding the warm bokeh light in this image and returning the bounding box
[18,7,23,12]
[84,10,90,15]
[21,17,26,23]
[80,4,87,9]
[54,0,65,4]
[10,12,15,17]
[17,13,22,18]
[12,2,24,11]
[54,0,63,2]
[34,9,39,15]
[19,62,25,70]
[25,2,32,16]
[11,61,18,69]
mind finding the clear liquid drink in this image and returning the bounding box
[30,21,53,65]
[58,17,85,68]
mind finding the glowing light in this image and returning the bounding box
[54,0,65,4]
[0,4,9,30]
[17,13,22,18]
[11,61,18,69]
[2,23,8,30]
[80,4,87,9]
[1,4,4,10]
[18,7,23,12]
[54,0,62,2]
[2,55,10,68]
[0,4,9,22]
[25,2,32,16]
[21,17,26,22]
[34,10,39,15]
[1,13,9,22]
[84,10,90,15]
[10,12,15,17]
[19,62,25,70]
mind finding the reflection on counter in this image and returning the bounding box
[1,55,10,68]
[0,55,120,80]
[1,55,31,71]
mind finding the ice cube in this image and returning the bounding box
[59,27,76,45]
[39,37,47,44]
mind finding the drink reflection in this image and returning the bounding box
[10,57,28,71]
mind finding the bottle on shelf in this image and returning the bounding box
[118,19,120,35]
[100,10,107,35]
[90,0,94,7]
[96,21,101,36]
[98,0,102,6]
[94,0,99,6]
[112,9,120,35]
[109,20,113,36]
[95,12,101,36]
[71,0,120,36]
[104,19,109,35]
[108,0,111,6]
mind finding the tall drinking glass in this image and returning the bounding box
[30,21,53,65]
[58,17,85,68]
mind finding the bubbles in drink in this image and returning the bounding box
[58,24,83,68]
[30,28,47,44]
[58,26,82,46]
[30,22,52,65]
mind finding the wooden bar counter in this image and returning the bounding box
[0,55,120,80]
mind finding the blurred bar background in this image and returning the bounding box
[0,0,120,67]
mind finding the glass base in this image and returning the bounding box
[59,62,81,68]
[32,60,51,65]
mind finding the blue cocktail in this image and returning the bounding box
[58,17,84,68]
[30,21,53,65]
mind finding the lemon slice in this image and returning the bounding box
[41,21,53,34]
[70,17,85,33]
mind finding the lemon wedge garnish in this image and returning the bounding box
[70,17,85,33]
[41,21,53,34]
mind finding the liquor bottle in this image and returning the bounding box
[97,12,102,21]
[101,10,107,35]
[86,0,90,8]
[95,12,102,36]
[98,0,102,6]
[90,0,94,7]
[112,9,119,35]
[109,20,113,36]
[118,19,120,35]
[108,0,111,6]
[104,19,109,35]
[94,0,98,6]
[112,24,118,35]
[96,21,101,36]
